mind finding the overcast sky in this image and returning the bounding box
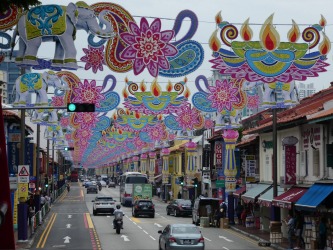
[32,0,333,99]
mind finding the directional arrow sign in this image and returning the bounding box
[66,224,71,228]
[121,235,130,242]
[154,223,163,228]
[64,236,71,243]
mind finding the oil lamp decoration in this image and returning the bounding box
[192,75,247,129]
[123,77,190,115]
[222,129,239,193]
[164,104,205,139]
[113,108,159,132]
[209,13,330,83]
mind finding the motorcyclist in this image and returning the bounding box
[66,183,70,192]
[97,181,102,191]
[113,205,124,229]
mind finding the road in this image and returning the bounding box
[30,182,272,250]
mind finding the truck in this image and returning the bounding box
[132,183,153,204]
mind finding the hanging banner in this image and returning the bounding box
[285,145,296,185]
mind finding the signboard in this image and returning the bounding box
[9,176,17,190]
[132,184,153,202]
[18,165,30,183]
[8,132,20,142]
[215,141,223,167]
[216,179,225,188]
[245,155,256,180]
[302,126,321,150]
[29,182,36,189]
[18,183,29,200]
[285,145,296,185]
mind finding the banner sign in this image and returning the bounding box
[285,145,296,185]
[132,184,152,202]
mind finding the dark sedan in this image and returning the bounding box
[132,199,155,218]
[87,185,98,194]
[166,199,193,217]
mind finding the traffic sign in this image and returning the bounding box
[18,165,30,183]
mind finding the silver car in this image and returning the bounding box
[158,224,205,250]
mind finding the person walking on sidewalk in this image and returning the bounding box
[319,217,327,250]
[294,211,305,249]
[283,213,295,250]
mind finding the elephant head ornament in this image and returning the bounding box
[12,2,116,70]
[14,71,67,107]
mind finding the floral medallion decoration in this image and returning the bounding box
[192,75,246,128]
[123,77,190,115]
[209,13,330,83]
[80,45,106,73]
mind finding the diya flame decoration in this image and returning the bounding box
[209,13,330,83]
[123,77,190,115]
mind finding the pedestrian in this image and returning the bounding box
[157,187,161,198]
[235,201,244,225]
[220,200,227,218]
[169,190,173,200]
[177,191,181,199]
[294,211,305,249]
[319,217,327,250]
[283,213,295,250]
[206,204,212,225]
[241,208,247,227]
[26,195,35,225]
[40,193,46,206]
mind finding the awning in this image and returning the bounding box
[242,183,272,203]
[258,186,285,207]
[295,183,333,211]
[272,187,308,209]
[233,186,246,197]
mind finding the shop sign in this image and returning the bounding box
[302,126,321,150]
[215,141,223,167]
[285,145,296,185]
[216,179,225,188]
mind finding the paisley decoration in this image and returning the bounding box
[0,4,22,30]
[91,116,111,131]
[91,2,135,73]
[209,13,330,83]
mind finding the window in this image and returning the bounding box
[313,150,320,176]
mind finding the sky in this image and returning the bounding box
[30,0,333,102]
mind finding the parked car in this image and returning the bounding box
[166,199,193,217]
[108,181,116,188]
[192,196,221,226]
[92,196,116,215]
[158,224,205,250]
[84,181,92,188]
[132,199,155,218]
[87,184,98,194]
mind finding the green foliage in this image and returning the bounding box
[0,0,41,14]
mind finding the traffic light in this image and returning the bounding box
[179,176,184,185]
[192,177,198,188]
[45,177,49,188]
[64,147,74,151]
[67,103,95,112]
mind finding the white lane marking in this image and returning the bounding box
[138,226,142,229]
[133,222,137,225]
[154,223,163,228]
[68,215,72,219]
[204,237,211,241]
[143,230,149,234]
[156,213,160,215]
[160,216,167,219]
[63,236,71,243]
[150,235,156,240]
[222,247,229,250]
[121,235,130,242]
[66,224,71,228]
[219,235,233,242]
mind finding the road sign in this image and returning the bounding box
[9,177,17,190]
[18,165,30,183]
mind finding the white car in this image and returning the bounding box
[92,196,116,215]
[99,180,107,187]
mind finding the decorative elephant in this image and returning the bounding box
[12,2,115,69]
[262,81,298,107]
[31,107,58,125]
[215,109,242,128]
[14,71,67,106]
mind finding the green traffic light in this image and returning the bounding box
[68,103,76,112]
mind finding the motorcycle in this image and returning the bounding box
[98,185,102,191]
[114,218,123,234]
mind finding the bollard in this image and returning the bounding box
[17,203,28,241]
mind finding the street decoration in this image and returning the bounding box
[12,2,116,70]
[0,5,22,50]
[80,45,106,73]
[123,77,190,115]
[192,75,247,129]
[222,129,239,193]
[209,13,330,83]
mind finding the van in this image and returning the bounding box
[192,196,221,226]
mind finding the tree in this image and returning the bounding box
[1,0,41,14]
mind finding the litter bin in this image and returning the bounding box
[220,218,229,229]
[200,217,209,227]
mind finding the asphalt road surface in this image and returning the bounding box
[30,182,272,250]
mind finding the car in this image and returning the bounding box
[84,181,92,188]
[132,199,155,218]
[166,199,193,217]
[108,181,116,188]
[158,224,205,250]
[99,180,107,187]
[87,185,98,194]
[92,196,116,215]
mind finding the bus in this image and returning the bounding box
[119,172,148,206]
[70,170,79,182]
